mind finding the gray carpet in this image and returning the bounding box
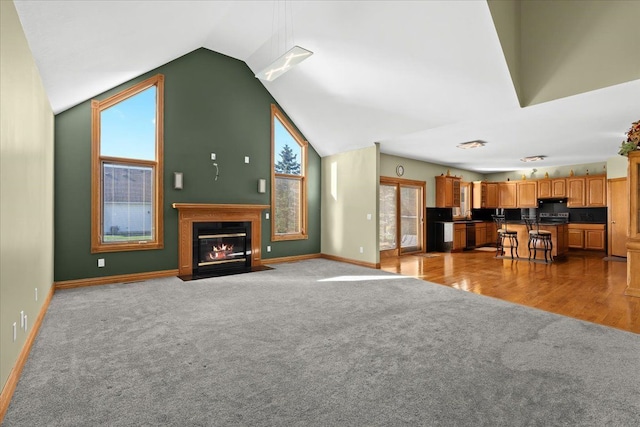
[4,259,640,426]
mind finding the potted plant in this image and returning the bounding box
[619,120,640,156]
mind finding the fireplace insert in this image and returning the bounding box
[192,221,251,277]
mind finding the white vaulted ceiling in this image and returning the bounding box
[13,0,640,172]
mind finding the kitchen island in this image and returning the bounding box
[500,222,569,261]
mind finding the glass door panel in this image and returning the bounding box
[400,186,422,252]
[379,184,397,251]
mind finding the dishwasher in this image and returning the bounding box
[465,222,476,249]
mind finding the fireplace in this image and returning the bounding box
[172,203,269,277]
[192,222,251,276]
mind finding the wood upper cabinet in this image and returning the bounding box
[586,175,606,207]
[552,178,566,197]
[517,181,537,208]
[540,178,567,198]
[568,175,605,207]
[498,182,517,208]
[472,181,486,209]
[435,175,461,208]
[567,177,586,207]
[486,183,499,208]
[472,182,499,209]
[538,179,552,199]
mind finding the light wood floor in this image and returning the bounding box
[380,249,640,334]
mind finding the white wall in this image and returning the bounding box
[606,155,629,179]
[1,0,55,394]
[321,145,379,265]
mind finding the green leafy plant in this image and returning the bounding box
[619,120,640,156]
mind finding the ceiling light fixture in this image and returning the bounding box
[457,140,486,149]
[256,1,313,82]
[520,155,546,162]
[256,46,313,81]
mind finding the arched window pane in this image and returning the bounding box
[101,86,156,161]
[274,117,302,176]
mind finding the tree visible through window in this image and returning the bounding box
[91,74,164,253]
[271,105,307,240]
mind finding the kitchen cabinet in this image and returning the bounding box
[475,222,487,246]
[568,223,605,250]
[486,183,499,208]
[538,179,552,199]
[486,222,497,246]
[517,181,537,208]
[555,223,569,256]
[472,181,486,209]
[435,175,461,208]
[567,177,586,207]
[472,182,500,210]
[453,223,466,251]
[568,175,606,207]
[538,178,566,199]
[552,178,567,197]
[503,223,569,260]
[586,175,606,207]
[568,228,584,248]
[498,182,517,208]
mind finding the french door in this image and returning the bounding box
[380,177,425,256]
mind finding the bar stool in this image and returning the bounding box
[492,215,518,259]
[524,216,553,262]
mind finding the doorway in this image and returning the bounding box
[380,177,425,256]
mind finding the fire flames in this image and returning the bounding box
[207,243,234,260]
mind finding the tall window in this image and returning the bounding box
[91,74,164,253]
[271,104,308,241]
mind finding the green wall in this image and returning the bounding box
[54,48,320,282]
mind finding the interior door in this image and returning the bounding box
[379,184,398,254]
[380,178,425,256]
[608,178,628,257]
[400,185,422,253]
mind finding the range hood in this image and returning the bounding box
[537,197,568,204]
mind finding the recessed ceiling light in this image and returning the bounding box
[457,140,486,149]
[520,155,546,162]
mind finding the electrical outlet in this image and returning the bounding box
[211,153,216,161]
[244,156,250,164]
[98,258,105,267]
[265,213,270,220]
[267,246,271,252]
[13,322,16,342]
[359,247,364,254]
[367,213,372,220]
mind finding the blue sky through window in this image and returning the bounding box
[101,86,156,160]
[274,116,301,169]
